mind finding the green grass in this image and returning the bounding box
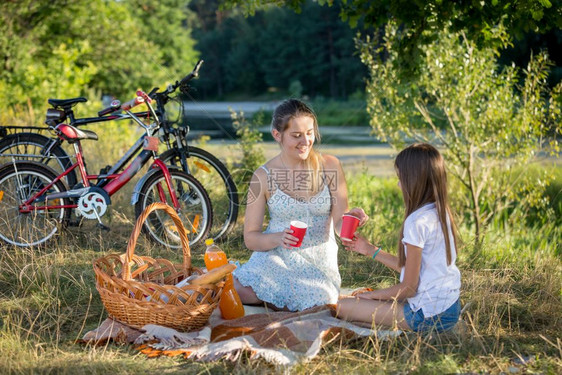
[0,160,561,373]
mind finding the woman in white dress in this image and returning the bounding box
[233,99,367,311]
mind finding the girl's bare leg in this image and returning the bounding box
[335,297,410,330]
[233,277,262,305]
[233,278,293,311]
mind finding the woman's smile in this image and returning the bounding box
[297,145,310,155]
[280,116,315,161]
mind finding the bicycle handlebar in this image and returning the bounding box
[98,99,122,117]
[135,90,152,104]
[177,59,204,88]
[121,95,145,111]
[96,61,203,118]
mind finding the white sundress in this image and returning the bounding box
[233,165,341,311]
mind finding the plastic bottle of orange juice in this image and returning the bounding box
[204,239,244,319]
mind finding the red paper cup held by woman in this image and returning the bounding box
[290,220,308,247]
[341,214,360,241]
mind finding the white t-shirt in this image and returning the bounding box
[399,203,461,318]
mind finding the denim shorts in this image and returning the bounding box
[403,299,461,333]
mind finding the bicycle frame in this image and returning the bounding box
[0,61,231,246]
[17,113,181,214]
[0,111,153,163]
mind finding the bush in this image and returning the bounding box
[360,23,562,243]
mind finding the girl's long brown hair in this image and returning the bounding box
[271,99,322,194]
[395,143,459,267]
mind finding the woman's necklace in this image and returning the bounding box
[279,154,308,198]
[279,153,303,171]
[279,154,311,227]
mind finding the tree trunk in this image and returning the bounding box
[327,27,337,98]
[467,145,481,244]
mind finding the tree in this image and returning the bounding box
[360,23,561,243]
[0,0,198,115]
[189,0,365,99]
[0,0,101,113]
[221,0,562,74]
[125,0,199,91]
[188,0,235,98]
[257,1,364,97]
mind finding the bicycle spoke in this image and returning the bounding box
[0,133,77,188]
[135,170,211,249]
[160,148,237,241]
[0,163,70,247]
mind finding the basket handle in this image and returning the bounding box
[122,202,192,281]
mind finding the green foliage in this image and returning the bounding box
[288,80,304,98]
[360,23,562,243]
[0,40,98,119]
[230,109,266,183]
[125,0,199,88]
[0,0,198,117]
[189,0,365,99]
[312,98,370,126]
[222,0,562,75]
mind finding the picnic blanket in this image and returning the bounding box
[80,304,401,366]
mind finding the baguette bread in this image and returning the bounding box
[190,263,236,285]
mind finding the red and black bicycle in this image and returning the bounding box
[0,85,213,248]
[0,60,239,243]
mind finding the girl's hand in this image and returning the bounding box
[342,234,373,256]
[351,287,373,297]
[345,207,369,227]
[356,291,377,300]
[279,228,299,249]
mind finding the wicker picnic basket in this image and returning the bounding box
[93,202,224,332]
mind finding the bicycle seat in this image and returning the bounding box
[55,124,98,143]
[48,97,88,108]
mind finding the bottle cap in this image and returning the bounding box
[205,238,214,246]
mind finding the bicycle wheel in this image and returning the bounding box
[0,132,78,188]
[0,161,71,247]
[159,147,238,242]
[134,169,212,249]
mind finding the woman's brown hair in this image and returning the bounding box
[271,99,322,194]
[395,143,459,267]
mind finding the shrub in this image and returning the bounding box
[360,23,562,243]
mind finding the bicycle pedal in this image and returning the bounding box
[96,223,111,232]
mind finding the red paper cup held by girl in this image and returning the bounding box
[341,214,360,241]
[290,220,308,247]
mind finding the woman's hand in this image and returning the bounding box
[345,207,369,227]
[279,228,300,249]
[342,234,374,256]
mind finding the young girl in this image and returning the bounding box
[233,99,366,311]
[336,143,461,332]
